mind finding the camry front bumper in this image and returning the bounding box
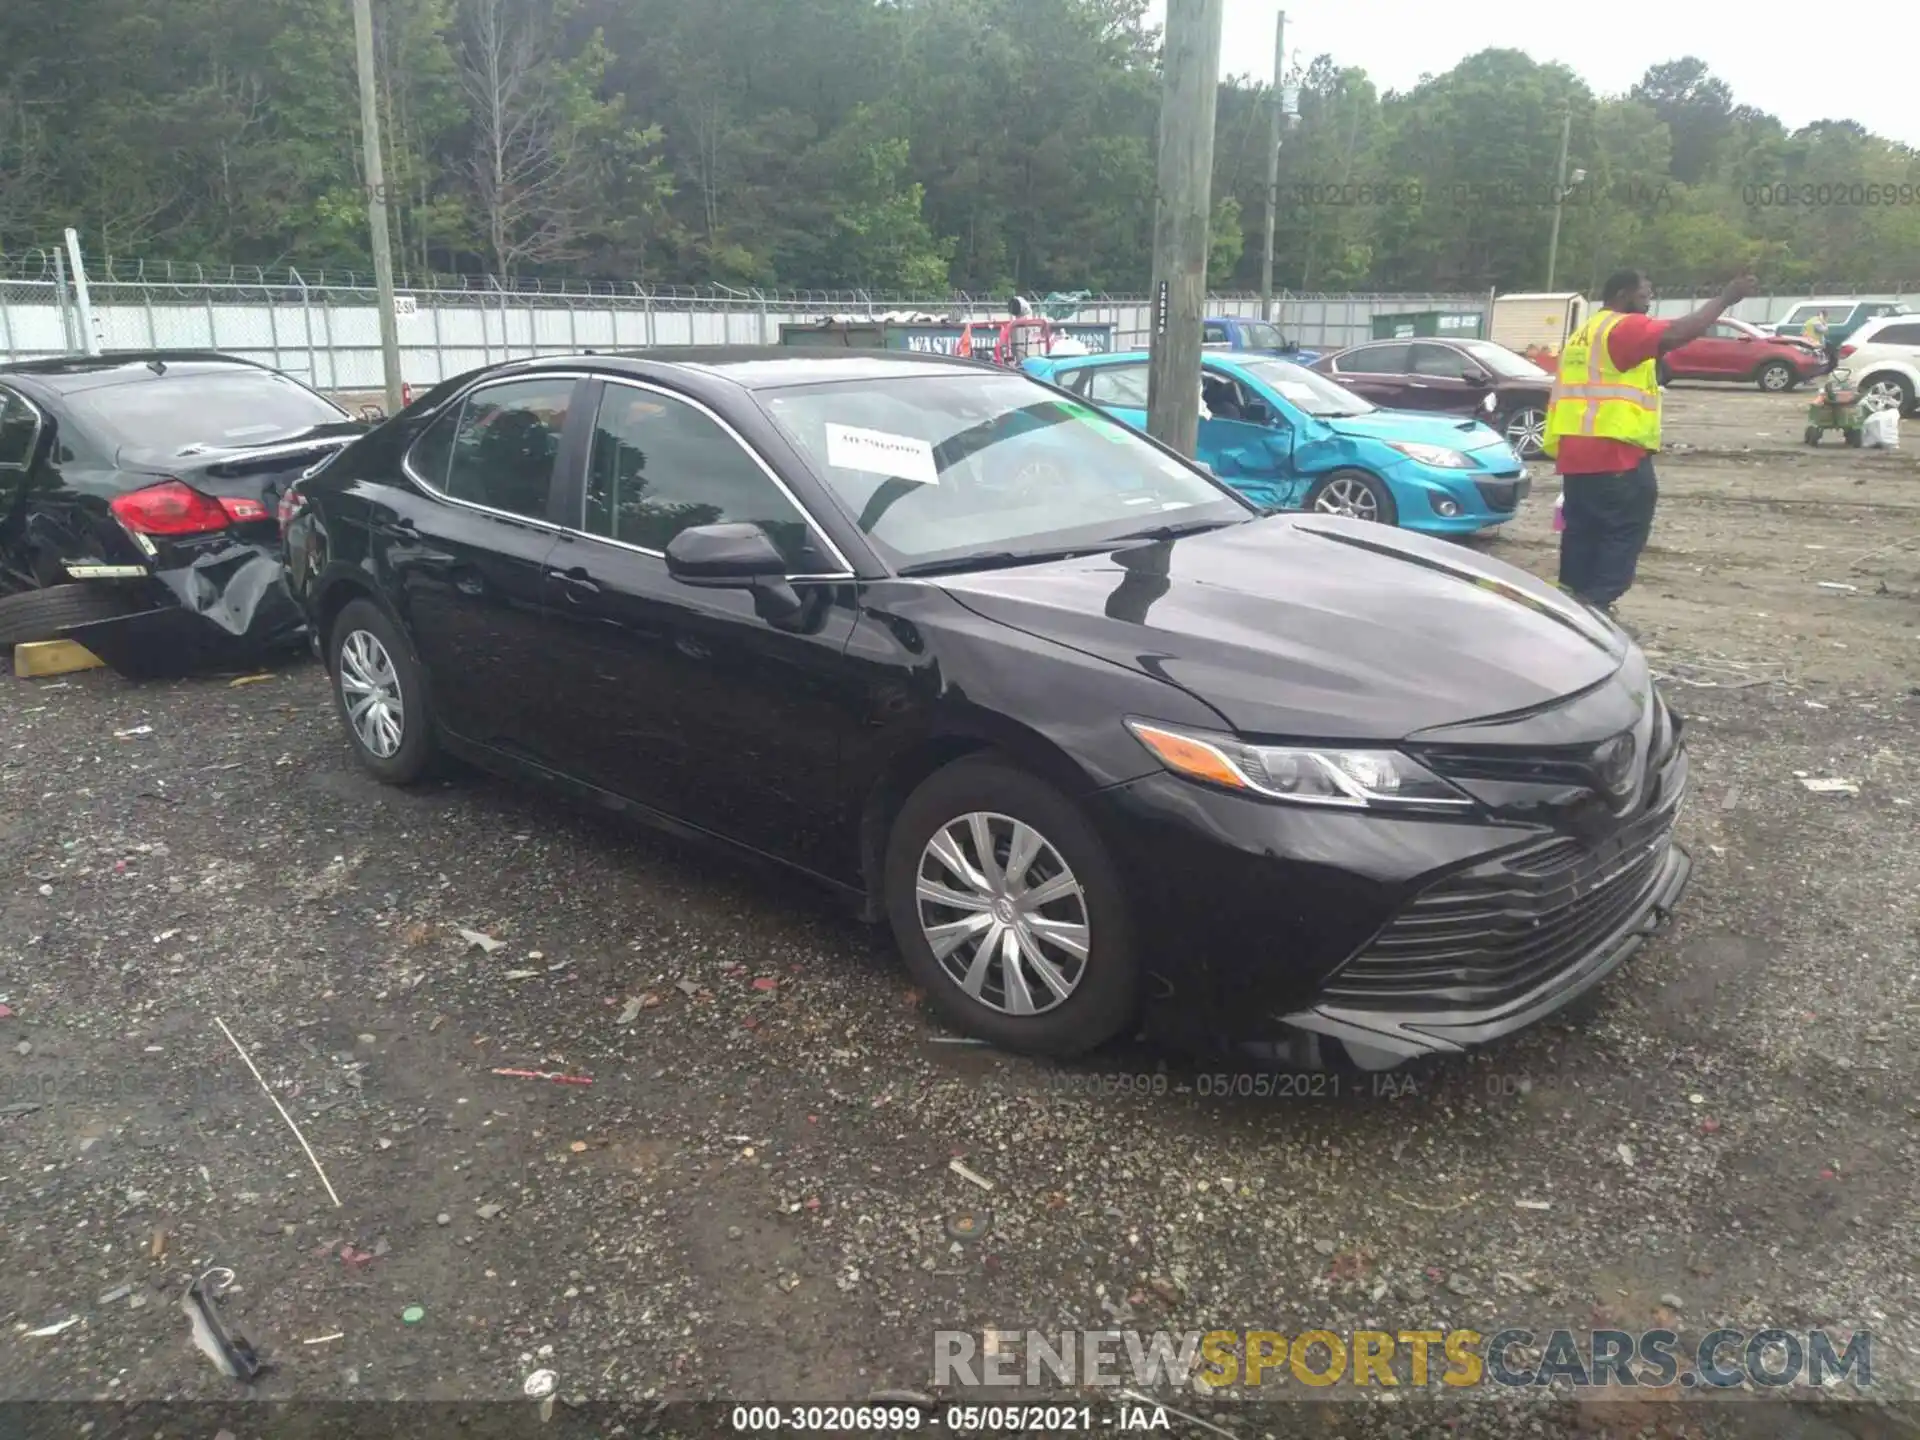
[1269,838,1690,1070]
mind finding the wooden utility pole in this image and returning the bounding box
[352,0,405,415]
[1545,106,1573,292]
[1260,10,1286,321]
[1146,0,1224,458]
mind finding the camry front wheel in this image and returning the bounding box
[884,756,1139,1056]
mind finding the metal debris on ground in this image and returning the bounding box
[212,1015,344,1208]
[303,1332,345,1345]
[1800,777,1860,795]
[1817,581,1860,593]
[25,1316,80,1338]
[113,725,154,738]
[182,1268,265,1381]
[948,1158,995,1191]
[96,1284,134,1306]
[491,1068,594,1086]
[458,928,506,954]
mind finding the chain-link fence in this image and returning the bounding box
[5,250,1912,389]
[1,251,1490,388]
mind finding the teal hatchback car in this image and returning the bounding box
[1022,350,1531,535]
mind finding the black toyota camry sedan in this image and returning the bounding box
[282,349,1690,1069]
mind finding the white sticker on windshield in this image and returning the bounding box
[1275,382,1319,402]
[223,423,284,438]
[824,423,939,484]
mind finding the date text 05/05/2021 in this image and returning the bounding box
[728,1404,1168,1432]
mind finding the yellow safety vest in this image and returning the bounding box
[1541,309,1661,458]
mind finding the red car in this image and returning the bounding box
[1657,317,1824,392]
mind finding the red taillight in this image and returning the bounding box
[1839,344,1857,358]
[402,383,413,406]
[277,485,302,536]
[109,480,231,537]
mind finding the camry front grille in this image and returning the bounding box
[1324,801,1679,1011]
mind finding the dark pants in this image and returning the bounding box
[1558,456,1657,608]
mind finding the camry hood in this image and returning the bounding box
[933,515,1627,739]
[1320,410,1515,454]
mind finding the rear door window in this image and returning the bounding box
[1085,364,1152,407]
[1334,344,1413,374]
[1866,322,1920,347]
[414,377,574,521]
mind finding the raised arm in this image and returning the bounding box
[1657,273,1761,354]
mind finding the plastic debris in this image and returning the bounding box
[97,1284,134,1306]
[502,969,541,980]
[752,977,779,991]
[458,929,506,954]
[0,1004,13,1019]
[616,998,643,1025]
[946,1209,992,1240]
[675,979,702,998]
[525,1368,559,1422]
[182,1268,265,1381]
[229,674,274,687]
[1800,778,1859,795]
[303,1332,345,1345]
[1816,581,1858,592]
[1514,1199,1552,1211]
[491,1068,593,1086]
[114,725,154,738]
[476,1203,504,1220]
[1616,1143,1636,1166]
[401,1305,425,1324]
[26,1317,80,1338]
[948,1158,996,1192]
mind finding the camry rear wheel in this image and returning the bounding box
[1306,469,1397,525]
[329,598,438,784]
[884,756,1138,1056]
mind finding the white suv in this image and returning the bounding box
[1836,315,1920,414]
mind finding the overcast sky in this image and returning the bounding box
[1142,1,1920,148]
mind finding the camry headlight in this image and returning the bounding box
[1125,720,1472,810]
[1386,441,1474,468]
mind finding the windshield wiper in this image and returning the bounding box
[897,548,1096,578]
[1111,517,1239,543]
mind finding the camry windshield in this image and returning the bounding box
[67,370,349,456]
[1239,359,1375,418]
[757,373,1249,570]
[1456,340,1551,380]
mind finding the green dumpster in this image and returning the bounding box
[1369,310,1486,341]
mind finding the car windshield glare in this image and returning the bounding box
[68,370,349,455]
[1239,359,1375,417]
[757,373,1249,569]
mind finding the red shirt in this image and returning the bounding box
[1554,312,1671,475]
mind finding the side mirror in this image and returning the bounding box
[665,522,803,620]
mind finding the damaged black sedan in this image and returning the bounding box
[0,352,367,676]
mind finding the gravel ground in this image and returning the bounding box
[2,383,1917,1439]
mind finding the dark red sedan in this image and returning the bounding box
[1312,338,1554,459]
[1656,318,1824,391]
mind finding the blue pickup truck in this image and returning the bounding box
[1203,316,1321,365]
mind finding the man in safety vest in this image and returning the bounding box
[1542,269,1759,621]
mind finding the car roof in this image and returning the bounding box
[0,351,277,396]
[505,347,997,390]
[1849,313,1920,340]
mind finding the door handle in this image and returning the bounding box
[546,565,601,599]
